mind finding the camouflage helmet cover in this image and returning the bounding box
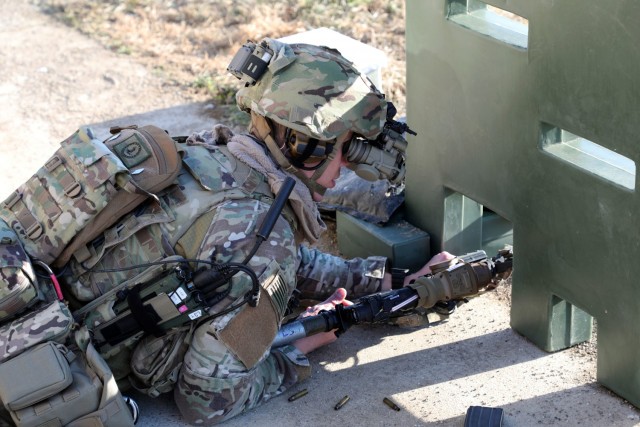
[236,38,388,141]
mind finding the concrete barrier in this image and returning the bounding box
[405,0,640,407]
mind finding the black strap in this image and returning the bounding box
[296,137,320,162]
[98,313,144,347]
[126,284,166,338]
[391,268,409,289]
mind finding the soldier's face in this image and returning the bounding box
[302,132,352,202]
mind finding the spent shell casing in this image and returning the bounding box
[334,395,350,410]
[288,389,308,402]
[383,397,401,411]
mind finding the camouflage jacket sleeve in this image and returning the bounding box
[295,244,388,300]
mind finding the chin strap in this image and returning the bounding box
[250,112,334,197]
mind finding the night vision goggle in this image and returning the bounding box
[286,102,415,185]
[344,102,415,185]
[228,40,417,185]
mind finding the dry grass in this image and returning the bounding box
[34,0,407,120]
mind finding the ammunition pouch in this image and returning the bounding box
[0,125,181,267]
[0,218,40,323]
[0,341,134,427]
[0,300,73,364]
[129,324,194,397]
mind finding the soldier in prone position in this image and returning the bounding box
[168,38,452,425]
[0,38,452,426]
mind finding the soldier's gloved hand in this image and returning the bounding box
[382,251,457,291]
[406,251,457,283]
[291,288,353,355]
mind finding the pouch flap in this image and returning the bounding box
[0,342,73,411]
[62,127,129,189]
[182,145,235,192]
[106,125,182,193]
[0,301,74,363]
[65,127,123,168]
[215,260,285,369]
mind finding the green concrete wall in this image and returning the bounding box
[405,0,640,407]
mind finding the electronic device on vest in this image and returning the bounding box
[88,177,296,349]
[0,123,296,426]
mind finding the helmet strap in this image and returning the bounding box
[250,112,331,196]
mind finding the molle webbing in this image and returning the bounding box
[55,126,182,268]
[0,127,127,264]
[0,126,182,267]
[76,143,296,350]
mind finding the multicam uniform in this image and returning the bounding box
[50,127,387,425]
[140,39,392,425]
[0,36,396,426]
[164,130,387,425]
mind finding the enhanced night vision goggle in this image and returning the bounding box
[228,40,416,185]
[344,103,416,185]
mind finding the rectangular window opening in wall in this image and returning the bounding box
[482,208,513,256]
[540,123,636,191]
[444,190,513,256]
[446,0,529,49]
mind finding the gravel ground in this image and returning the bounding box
[1,2,640,426]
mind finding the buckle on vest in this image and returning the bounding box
[64,181,82,198]
[44,155,63,172]
[26,222,43,240]
[72,245,92,264]
[3,191,21,209]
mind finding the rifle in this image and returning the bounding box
[272,248,513,347]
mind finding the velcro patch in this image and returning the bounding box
[113,134,151,169]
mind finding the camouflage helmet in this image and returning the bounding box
[235,38,388,144]
[229,38,405,197]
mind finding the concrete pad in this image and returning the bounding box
[1,1,639,426]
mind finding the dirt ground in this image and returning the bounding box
[2,1,640,426]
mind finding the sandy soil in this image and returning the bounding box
[1,2,640,426]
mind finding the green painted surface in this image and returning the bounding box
[336,210,430,273]
[405,0,640,407]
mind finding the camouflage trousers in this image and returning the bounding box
[174,319,310,425]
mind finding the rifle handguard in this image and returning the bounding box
[409,262,485,309]
[272,254,508,348]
